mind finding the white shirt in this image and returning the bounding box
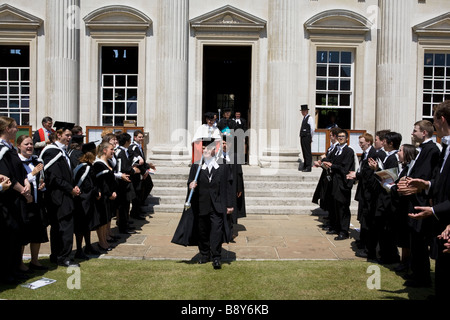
[192,124,222,143]
[19,154,38,203]
[55,141,71,169]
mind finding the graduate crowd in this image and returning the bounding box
[313,100,450,299]
[0,116,154,285]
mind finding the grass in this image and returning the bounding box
[0,258,435,301]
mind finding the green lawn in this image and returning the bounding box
[0,259,434,301]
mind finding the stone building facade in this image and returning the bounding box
[0,0,449,167]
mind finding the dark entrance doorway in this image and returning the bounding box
[203,45,252,163]
[202,45,252,126]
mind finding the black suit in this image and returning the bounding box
[428,142,450,298]
[189,161,234,260]
[300,115,313,170]
[324,144,355,237]
[41,145,76,264]
[405,140,439,283]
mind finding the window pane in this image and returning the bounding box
[328,80,339,91]
[103,102,113,114]
[115,89,125,101]
[423,104,431,117]
[341,66,351,78]
[435,80,444,90]
[329,52,339,63]
[435,67,445,77]
[115,102,125,114]
[103,75,114,87]
[341,52,352,64]
[116,75,126,87]
[0,69,6,80]
[128,75,138,87]
[317,65,327,77]
[340,94,351,106]
[424,80,433,90]
[424,67,433,77]
[103,116,114,126]
[127,89,137,100]
[329,66,339,77]
[425,53,434,65]
[435,54,446,66]
[340,80,351,91]
[103,89,114,100]
[316,94,327,106]
[317,51,327,63]
[316,79,327,90]
[9,69,19,81]
[328,94,339,106]
[127,102,137,114]
[115,116,125,127]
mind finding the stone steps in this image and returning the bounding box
[146,166,356,215]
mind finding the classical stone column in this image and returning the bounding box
[262,0,301,168]
[45,0,79,123]
[151,0,190,165]
[376,0,415,139]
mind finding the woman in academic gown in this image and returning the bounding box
[93,142,118,252]
[73,142,102,258]
[16,135,49,271]
[0,117,32,282]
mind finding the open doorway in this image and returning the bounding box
[202,45,252,163]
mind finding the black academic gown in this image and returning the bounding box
[73,162,101,233]
[172,161,234,247]
[93,160,118,225]
[128,142,153,210]
[0,143,27,277]
[428,143,450,298]
[312,143,337,211]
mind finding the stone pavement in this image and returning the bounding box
[26,210,364,262]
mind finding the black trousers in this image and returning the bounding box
[117,201,131,232]
[49,213,74,264]
[409,229,431,282]
[333,199,351,236]
[198,210,224,259]
[300,136,312,169]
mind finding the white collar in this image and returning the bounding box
[55,141,67,151]
[441,136,450,146]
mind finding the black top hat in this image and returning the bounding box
[300,105,309,111]
[54,121,75,131]
[81,142,97,154]
[201,137,217,149]
[223,107,232,113]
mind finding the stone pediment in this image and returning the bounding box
[190,5,266,32]
[305,9,371,35]
[0,4,42,30]
[413,12,450,37]
[84,5,152,31]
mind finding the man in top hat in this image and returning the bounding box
[218,108,236,138]
[300,104,315,172]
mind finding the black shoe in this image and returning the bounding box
[326,229,338,235]
[29,262,49,271]
[119,229,137,234]
[74,250,90,260]
[355,250,368,258]
[57,260,80,268]
[302,168,312,172]
[212,259,221,270]
[198,255,211,264]
[334,234,349,241]
[84,245,101,255]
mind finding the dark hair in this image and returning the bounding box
[134,130,144,137]
[376,129,391,141]
[400,144,418,165]
[41,117,52,125]
[118,133,131,146]
[16,135,32,151]
[338,129,348,138]
[384,132,402,150]
[434,100,450,124]
[330,127,341,137]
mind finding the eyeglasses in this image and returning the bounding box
[337,135,347,138]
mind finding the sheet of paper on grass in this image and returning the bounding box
[21,277,56,290]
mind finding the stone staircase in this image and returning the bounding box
[144,166,358,215]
